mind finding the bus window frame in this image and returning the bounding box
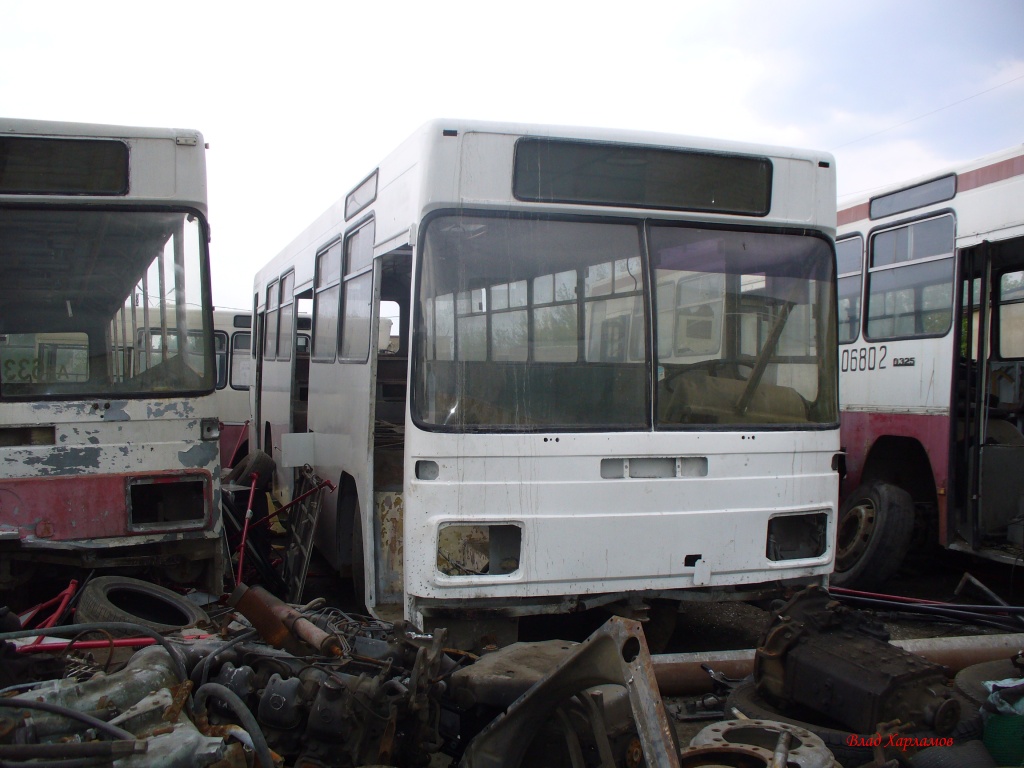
[338,216,375,364]
[836,234,865,345]
[864,211,957,343]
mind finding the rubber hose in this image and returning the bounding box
[194,682,274,768]
[190,628,259,688]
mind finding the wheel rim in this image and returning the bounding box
[835,497,877,572]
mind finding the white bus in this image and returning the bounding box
[213,309,254,468]
[251,120,840,644]
[0,118,223,593]
[213,309,310,469]
[834,144,1024,587]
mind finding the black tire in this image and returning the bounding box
[75,576,209,634]
[225,450,275,490]
[726,680,978,767]
[350,499,366,611]
[831,480,915,589]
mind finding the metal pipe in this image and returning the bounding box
[253,475,336,530]
[235,472,260,586]
[0,623,187,682]
[228,583,342,656]
[652,633,1024,696]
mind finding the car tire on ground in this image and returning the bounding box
[831,480,915,589]
[75,575,210,634]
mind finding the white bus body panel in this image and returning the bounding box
[403,430,837,599]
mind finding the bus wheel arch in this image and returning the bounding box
[858,435,936,506]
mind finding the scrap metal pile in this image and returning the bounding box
[6,580,1024,767]
[0,578,682,768]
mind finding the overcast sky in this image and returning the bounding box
[4,0,1022,310]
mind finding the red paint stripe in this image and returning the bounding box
[957,154,1024,193]
[839,151,1024,228]
[838,201,869,227]
[0,471,211,541]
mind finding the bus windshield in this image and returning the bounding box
[0,208,213,398]
[414,213,837,430]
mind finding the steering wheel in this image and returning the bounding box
[662,357,757,392]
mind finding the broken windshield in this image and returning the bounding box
[413,212,837,431]
[0,208,213,399]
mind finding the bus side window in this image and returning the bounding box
[1000,270,1024,359]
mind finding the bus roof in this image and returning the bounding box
[838,143,1024,228]
[409,118,835,163]
[0,117,208,215]
[254,119,837,293]
[0,116,203,144]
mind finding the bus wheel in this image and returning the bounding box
[831,481,914,589]
[339,481,366,610]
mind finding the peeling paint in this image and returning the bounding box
[102,403,131,422]
[20,447,104,473]
[148,401,196,419]
[178,442,218,468]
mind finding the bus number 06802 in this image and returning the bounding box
[841,345,888,372]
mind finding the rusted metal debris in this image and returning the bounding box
[4,580,1024,767]
[754,587,961,736]
[0,585,684,768]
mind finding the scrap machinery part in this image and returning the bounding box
[754,586,961,736]
[9,608,692,768]
[682,718,836,768]
[458,616,681,768]
[199,617,454,767]
[1,647,239,768]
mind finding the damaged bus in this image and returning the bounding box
[251,120,840,644]
[214,308,254,468]
[834,145,1024,587]
[0,118,223,593]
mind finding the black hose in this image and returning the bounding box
[829,588,1024,614]
[190,628,259,688]
[830,594,1023,632]
[0,698,135,741]
[194,682,274,768]
[0,623,188,682]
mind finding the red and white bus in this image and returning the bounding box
[834,144,1024,587]
[0,118,224,593]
